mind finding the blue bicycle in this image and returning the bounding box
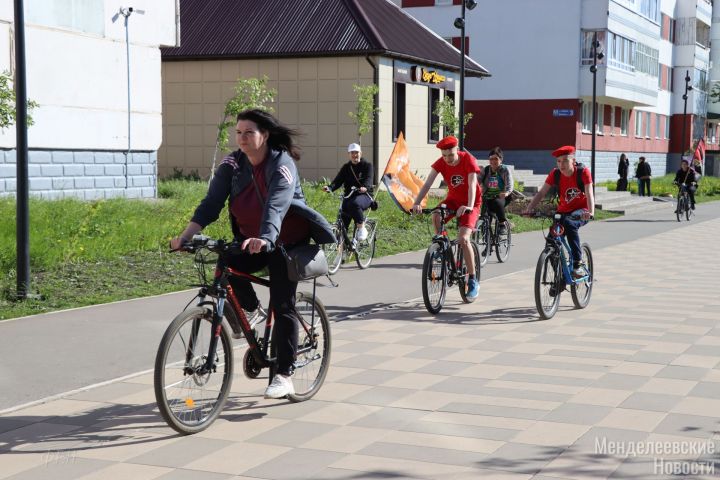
[533,212,593,319]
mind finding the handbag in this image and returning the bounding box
[280,243,329,282]
[250,173,328,282]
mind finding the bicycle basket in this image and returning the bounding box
[193,248,218,286]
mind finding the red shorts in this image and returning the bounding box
[440,197,481,230]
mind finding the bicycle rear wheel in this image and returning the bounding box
[685,201,692,221]
[534,249,561,320]
[287,292,331,402]
[474,218,490,267]
[323,224,344,275]
[458,241,481,304]
[495,221,511,263]
[154,306,234,435]
[421,242,446,314]
[571,243,594,309]
[355,219,376,269]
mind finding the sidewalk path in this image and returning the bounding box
[1,212,719,478]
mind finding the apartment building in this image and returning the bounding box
[399,0,716,181]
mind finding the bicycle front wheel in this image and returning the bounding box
[355,220,376,269]
[534,249,561,320]
[685,201,692,221]
[154,306,234,435]
[421,242,446,314]
[571,243,594,309]
[323,224,344,275]
[676,197,685,222]
[474,219,490,267]
[288,292,331,402]
[458,241,481,304]
[495,221,511,263]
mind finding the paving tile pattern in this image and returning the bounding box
[2,219,720,479]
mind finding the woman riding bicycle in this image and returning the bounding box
[478,146,513,234]
[323,143,374,242]
[673,159,698,210]
[170,109,333,400]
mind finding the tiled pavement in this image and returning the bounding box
[2,218,720,479]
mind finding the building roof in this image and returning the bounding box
[162,0,490,77]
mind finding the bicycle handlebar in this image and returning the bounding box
[173,235,268,254]
[528,211,592,221]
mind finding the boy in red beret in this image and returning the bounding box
[412,135,481,299]
[523,145,595,278]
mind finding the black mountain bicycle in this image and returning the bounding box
[322,187,377,274]
[154,236,331,434]
[532,212,593,320]
[419,205,481,314]
[674,183,694,222]
[473,203,511,266]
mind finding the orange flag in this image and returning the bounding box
[381,132,427,213]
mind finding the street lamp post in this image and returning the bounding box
[454,0,477,150]
[681,70,693,158]
[589,32,604,190]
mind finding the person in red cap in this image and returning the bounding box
[523,145,595,278]
[411,135,481,299]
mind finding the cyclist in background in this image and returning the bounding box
[523,145,595,278]
[673,159,698,210]
[323,143,374,242]
[411,135,481,299]
[478,146,513,235]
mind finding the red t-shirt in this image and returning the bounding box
[431,151,481,204]
[230,162,309,245]
[544,167,593,213]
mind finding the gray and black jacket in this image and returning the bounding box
[191,149,334,250]
[478,164,513,198]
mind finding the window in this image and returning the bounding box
[656,114,662,138]
[697,20,710,48]
[661,14,675,42]
[694,69,709,92]
[665,116,670,139]
[607,32,635,71]
[596,103,604,134]
[645,112,652,137]
[638,0,659,23]
[581,103,592,132]
[393,82,406,141]
[27,0,104,35]
[635,111,643,137]
[634,43,659,77]
[610,107,616,135]
[621,108,629,136]
[711,123,716,143]
[581,30,606,66]
[428,87,440,142]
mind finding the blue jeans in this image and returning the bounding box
[562,210,588,267]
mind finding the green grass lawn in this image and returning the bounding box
[599,173,720,202]
[1,179,620,320]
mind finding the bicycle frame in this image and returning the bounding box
[426,206,464,286]
[332,189,374,252]
[188,243,319,378]
[543,216,588,286]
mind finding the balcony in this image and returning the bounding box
[579,64,657,108]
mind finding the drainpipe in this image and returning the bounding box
[366,56,379,185]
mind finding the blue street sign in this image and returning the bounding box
[553,109,574,117]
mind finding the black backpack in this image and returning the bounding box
[548,163,586,201]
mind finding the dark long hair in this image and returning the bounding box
[236,109,302,161]
[488,146,503,159]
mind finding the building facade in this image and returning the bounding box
[160,0,489,184]
[399,0,716,181]
[0,0,179,199]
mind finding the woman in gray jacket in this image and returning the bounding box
[170,109,334,400]
[478,146,513,233]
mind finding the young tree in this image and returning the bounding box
[210,76,277,177]
[432,95,472,139]
[348,84,380,145]
[0,71,38,130]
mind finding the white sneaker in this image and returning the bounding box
[232,305,267,339]
[264,374,295,399]
[356,225,368,241]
